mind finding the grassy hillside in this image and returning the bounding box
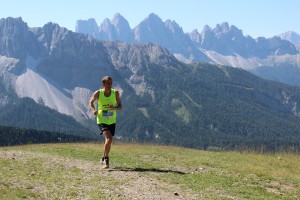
[0,143,299,199]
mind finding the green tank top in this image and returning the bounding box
[97,88,117,125]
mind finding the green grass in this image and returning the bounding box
[0,143,299,199]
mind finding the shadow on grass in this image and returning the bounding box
[110,167,186,175]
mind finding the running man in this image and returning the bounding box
[89,76,122,169]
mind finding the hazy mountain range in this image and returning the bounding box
[1,17,300,149]
[76,13,300,86]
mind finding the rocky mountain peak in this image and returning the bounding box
[99,18,116,40]
[136,13,165,32]
[213,22,230,34]
[268,36,298,55]
[111,13,130,28]
[279,31,300,44]
[134,13,166,43]
[164,20,183,34]
[75,18,99,38]
[111,13,134,43]
[201,25,213,37]
[146,13,163,24]
[202,25,212,32]
[0,17,26,29]
[200,25,215,48]
[189,29,201,43]
[0,17,44,59]
[100,18,113,30]
[213,22,243,39]
[32,22,71,54]
[41,22,65,34]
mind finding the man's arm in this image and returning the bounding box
[89,90,99,115]
[115,90,122,110]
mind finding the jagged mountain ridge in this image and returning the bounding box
[76,13,300,85]
[76,13,299,63]
[2,17,300,149]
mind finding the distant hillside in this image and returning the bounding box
[116,61,300,151]
[0,97,95,138]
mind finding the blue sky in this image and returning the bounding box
[1,0,299,38]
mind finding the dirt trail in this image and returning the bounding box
[1,151,200,199]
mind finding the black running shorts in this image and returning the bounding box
[98,123,116,136]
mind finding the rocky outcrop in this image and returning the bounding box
[279,31,300,44]
[0,17,46,59]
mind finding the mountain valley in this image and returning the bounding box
[1,17,300,150]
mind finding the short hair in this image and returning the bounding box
[102,76,112,84]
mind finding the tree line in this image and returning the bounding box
[0,125,98,146]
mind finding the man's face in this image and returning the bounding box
[103,79,112,90]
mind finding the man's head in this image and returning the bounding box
[102,76,112,89]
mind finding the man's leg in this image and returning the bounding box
[103,130,112,157]
[102,130,112,168]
